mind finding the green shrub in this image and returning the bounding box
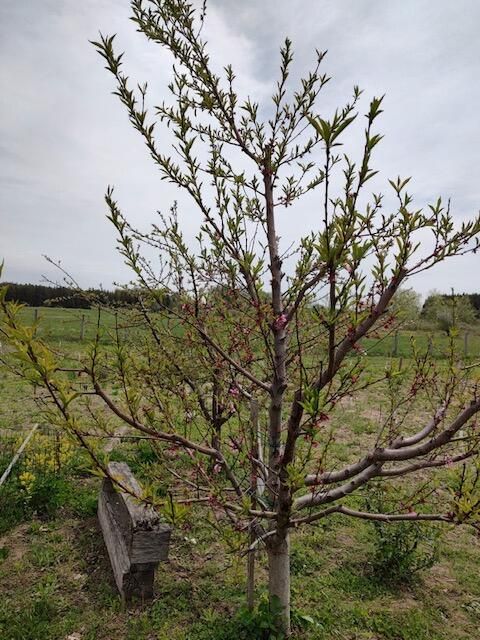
[26,472,70,518]
[0,468,97,535]
[233,596,285,639]
[27,472,97,519]
[369,520,439,585]
[365,488,440,585]
[0,481,26,534]
[0,427,97,534]
[189,596,286,640]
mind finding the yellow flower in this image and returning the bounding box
[20,431,75,475]
[19,471,36,493]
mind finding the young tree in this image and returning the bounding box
[2,1,480,635]
[390,287,422,326]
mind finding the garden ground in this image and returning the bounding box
[1,308,480,639]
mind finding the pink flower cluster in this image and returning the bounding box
[229,385,240,398]
[273,313,288,331]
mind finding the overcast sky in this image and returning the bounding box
[1,0,479,296]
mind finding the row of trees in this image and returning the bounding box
[0,282,175,310]
[2,1,480,636]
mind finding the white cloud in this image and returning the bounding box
[1,0,479,294]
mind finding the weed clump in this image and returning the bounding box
[0,431,96,533]
[365,487,441,585]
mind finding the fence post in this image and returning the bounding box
[98,462,172,602]
[33,308,39,337]
[393,331,399,357]
[427,336,433,356]
[80,314,86,341]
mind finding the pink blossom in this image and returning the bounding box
[274,313,288,331]
[213,463,222,474]
[229,385,240,398]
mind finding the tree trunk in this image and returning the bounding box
[267,532,291,636]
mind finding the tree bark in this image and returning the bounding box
[267,532,291,636]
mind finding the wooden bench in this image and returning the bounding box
[98,461,172,602]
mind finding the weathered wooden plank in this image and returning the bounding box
[107,461,160,528]
[130,528,171,564]
[122,561,158,601]
[97,486,131,596]
[98,461,172,602]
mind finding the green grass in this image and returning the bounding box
[1,307,480,638]
[361,328,480,359]
[1,511,479,639]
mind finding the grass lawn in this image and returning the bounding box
[1,307,480,639]
[1,497,479,639]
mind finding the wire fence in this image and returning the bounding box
[361,329,480,359]
[21,307,480,359]
[24,307,144,345]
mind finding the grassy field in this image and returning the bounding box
[1,307,480,639]
[16,306,480,358]
[19,306,123,344]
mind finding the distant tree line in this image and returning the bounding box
[0,282,174,310]
[2,283,479,328]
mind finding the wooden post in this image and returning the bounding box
[80,314,86,341]
[33,308,39,337]
[393,331,399,357]
[98,461,172,603]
